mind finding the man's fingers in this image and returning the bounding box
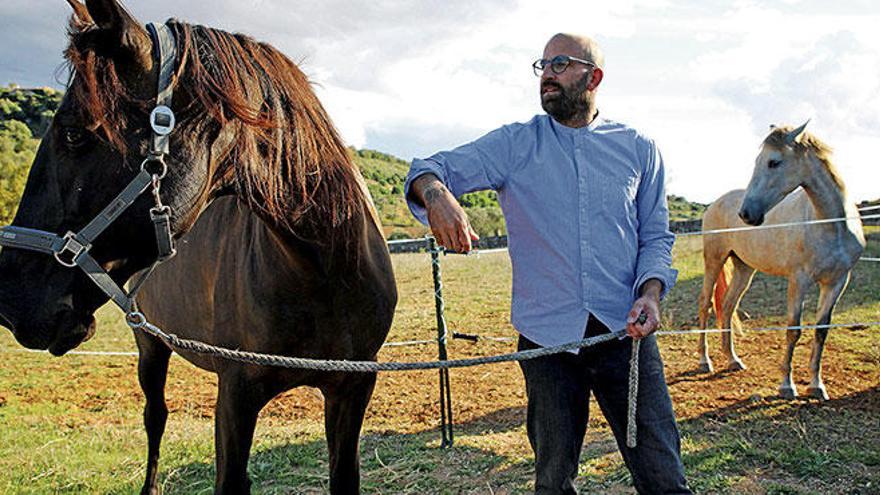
[433,229,451,251]
[426,199,476,254]
[627,304,642,323]
[626,323,642,339]
[468,224,480,242]
[459,224,472,253]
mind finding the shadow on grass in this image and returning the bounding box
[674,385,879,494]
[154,407,530,495]
[579,385,879,494]
[149,387,879,494]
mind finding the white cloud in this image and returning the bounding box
[2,0,879,202]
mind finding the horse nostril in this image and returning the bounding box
[738,210,750,223]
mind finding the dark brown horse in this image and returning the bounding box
[0,1,396,493]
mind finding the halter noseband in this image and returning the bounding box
[0,22,178,315]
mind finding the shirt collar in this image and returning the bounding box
[548,110,603,135]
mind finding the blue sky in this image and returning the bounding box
[2,0,878,203]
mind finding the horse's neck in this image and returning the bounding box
[801,156,845,218]
[801,155,856,239]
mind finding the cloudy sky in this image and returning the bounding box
[1,0,878,203]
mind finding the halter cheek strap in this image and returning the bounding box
[0,22,178,314]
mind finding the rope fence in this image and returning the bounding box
[674,213,880,237]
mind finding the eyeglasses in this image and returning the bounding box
[532,55,595,77]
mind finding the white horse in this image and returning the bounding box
[697,122,865,400]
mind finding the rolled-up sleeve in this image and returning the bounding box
[632,139,678,299]
[404,126,514,225]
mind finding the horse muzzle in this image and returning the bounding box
[9,307,96,356]
[738,206,765,226]
[47,309,97,356]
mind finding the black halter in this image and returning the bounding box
[0,22,178,315]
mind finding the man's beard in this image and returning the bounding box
[541,73,592,123]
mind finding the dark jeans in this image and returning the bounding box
[518,315,691,494]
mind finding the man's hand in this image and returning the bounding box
[411,174,479,253]
[626,279,663,339]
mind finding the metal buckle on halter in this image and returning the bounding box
[53,231,90,268]
[149,105,175,136]
[140,155,168,179]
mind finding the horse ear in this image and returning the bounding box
[65,0,93,26]
[785,119,810,145]
[83,0,152,71]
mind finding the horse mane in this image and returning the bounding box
[764,125,846,193]
[63,16,371,258]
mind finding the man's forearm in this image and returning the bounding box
[410,173,448,207]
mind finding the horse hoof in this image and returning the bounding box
[779,387,798,400]
[726,360,747,372]
[698,362,714,374]
[807,386,829,401]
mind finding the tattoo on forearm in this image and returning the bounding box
[423,185,446,204]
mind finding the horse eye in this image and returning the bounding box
[768,159,782,169]
[61,128,87,148]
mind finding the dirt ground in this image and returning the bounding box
[61,325,871,436]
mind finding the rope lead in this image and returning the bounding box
[627,338,641,448]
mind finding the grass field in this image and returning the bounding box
[0,230,878,494]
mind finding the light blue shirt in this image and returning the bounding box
[404,114,677,350]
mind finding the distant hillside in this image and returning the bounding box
[350,148,504,239]
[668,194,707,222]
[0,85,709,234]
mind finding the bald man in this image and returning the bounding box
[405,34,691,494]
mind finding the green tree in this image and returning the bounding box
[0,120,38,223]
[0,85,62,137]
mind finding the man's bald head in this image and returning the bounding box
[546,33,605,69]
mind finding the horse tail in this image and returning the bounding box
[713,258,743,335]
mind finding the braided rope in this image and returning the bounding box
[627,339,640,448]
[135,319,620,371]
[133,315,644,446]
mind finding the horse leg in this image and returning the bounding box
[135,333,172,495]
[697,331,712,373]
[322,372,377,495]
[214,368,275,494]
[697,253,727,373]
[779,274,808,399]
[720,255,754,371]
[807,275,849,401]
